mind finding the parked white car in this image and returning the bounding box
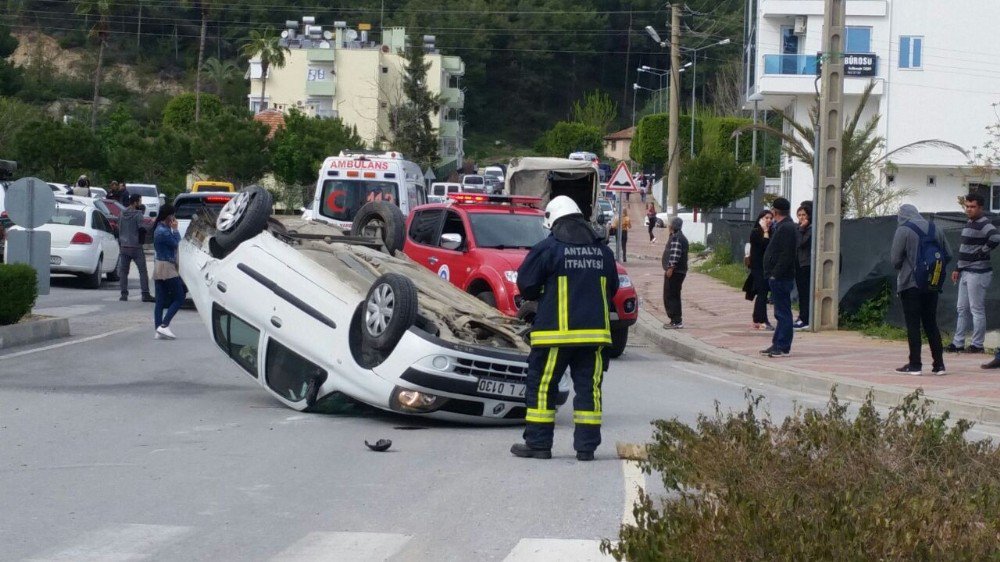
[5,198,120,288]
[127,183,162,218]
[180,187,567,423]
[461,174,487,193]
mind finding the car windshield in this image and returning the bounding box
[48,208,86,226]
[464,176,484,185]
[129,185,158,197]
[468,213,549,249]
[175,196,234,219]
[196,185,231,192]
[320,179,399,222]
[598,200,612,212]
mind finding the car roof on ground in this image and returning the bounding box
[174,192,237,201]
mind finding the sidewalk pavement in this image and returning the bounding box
[618,206,1000,425]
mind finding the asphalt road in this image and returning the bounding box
[4,274,999,561]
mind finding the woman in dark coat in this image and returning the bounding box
[794,201,813,329]
[748,209,773,329]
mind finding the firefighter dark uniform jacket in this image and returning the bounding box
[517,215,619,347]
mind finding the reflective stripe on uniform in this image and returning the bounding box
[536,347,559,411]
[530,330,612,346]
[600,276,610,332]
[593,346,603,413]
[526,408,556,423]
[573,410,602,425]
[558,276,569,332]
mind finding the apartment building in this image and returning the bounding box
[745,0,1000,213]
[247,18,465,174]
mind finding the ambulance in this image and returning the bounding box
[302,150,428,230]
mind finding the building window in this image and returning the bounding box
[900,36,923,69]
[611,140,617,151]
[381,66,389,74]
[448,75,460,88]
[846,26,872,53]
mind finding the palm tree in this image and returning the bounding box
[240,28,289,113]
[201,57,239,95]
[737,80,966,191]
[181,0,222,122]
[75,0,111,130]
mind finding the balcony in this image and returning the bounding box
[763,54,819,76]
[306,80,335,97]
[761,0,887,17]
[757,53,884,98]
[442,55,465,76]
[442,87,465,108]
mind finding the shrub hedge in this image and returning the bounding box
[0,263,37,325]
[602,389,1000,561]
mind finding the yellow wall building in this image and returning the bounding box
[247,20,465,172]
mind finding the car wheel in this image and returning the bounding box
[656,218,665,228]
[607,327,629,358]
[362,273,418,353]
[475,291,497,307]
[85,255,103,289]
[350,201,405,256]
[517,300,537,324]
[214,185,273,252]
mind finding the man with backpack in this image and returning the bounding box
[891,204,951,375]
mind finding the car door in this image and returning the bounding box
[403,209,445,275]
[91,210,119,271]
[434,210,475,289]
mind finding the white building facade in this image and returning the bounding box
[247,19,465,174]
[746,0,1000,214]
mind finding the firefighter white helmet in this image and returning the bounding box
[543,195,582,229]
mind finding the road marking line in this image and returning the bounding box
[502,539,613,561]
[270,532,411,561]
[622,460,645,528]
[26,524,191,561]
[0,326,137,360]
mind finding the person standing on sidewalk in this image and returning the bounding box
[152,205,185,340]
[645,202,657,243]
[510,196,618,462]
[748,209,773,330]
[761,197,797,357]
[614,209,631,263]
[794,202,813,330]
[661,217,689,329]
[117,194,154,303]
[891,204,949,375]
[946,192,1000,355]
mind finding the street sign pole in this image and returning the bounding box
[5,176,56,295]
[616,195,623,261]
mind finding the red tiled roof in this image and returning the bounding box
[604,126,635,141]
[253,109,286,139]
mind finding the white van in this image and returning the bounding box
[304,150,427,230]
[429,181,462,202]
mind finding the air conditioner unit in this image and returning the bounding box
[794,16,807,35]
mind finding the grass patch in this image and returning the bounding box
[695,246,747,289]
[602,389,1000,561]
[840,280,909,341]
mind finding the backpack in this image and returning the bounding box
[904,222,949,291]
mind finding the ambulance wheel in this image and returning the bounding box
[351,201,405,256]
[214,185,273,252]
[607,327,629,358]
[362,273,418,353]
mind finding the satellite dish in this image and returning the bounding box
[323,30,333,40]
[346,29,358,41]
[280,30,288,38]
[319,40,331,48]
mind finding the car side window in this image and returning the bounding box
[212,305,261,377]
[408,209,444,246]
[438,211,466,249]
[92,211,110,233]
[265,338,327,402]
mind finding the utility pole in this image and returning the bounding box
[811,0,846,331]
[667,3,681,215]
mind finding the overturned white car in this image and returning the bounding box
[180,187,567,423]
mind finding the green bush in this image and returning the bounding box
[602,389,1000,561]
[629,113,700,172]
[679,149,759,210]
[533,121,603,157]
[0,263,38,325]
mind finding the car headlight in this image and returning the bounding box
[504,270,518,283]
[618,274,633,288]
[391,387,445,413]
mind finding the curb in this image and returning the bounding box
[0,316,71,350]
[632,310,1000,426]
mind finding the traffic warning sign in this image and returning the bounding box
[605,161,638,192]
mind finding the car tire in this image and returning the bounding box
[607,327,629,358]
[362,273,418,353]
[475,290,497,307]
[350,201,405,256]
[516,300,537,324]
[214,185,273,252]
[655,218,665,228]
[85,255,103,289]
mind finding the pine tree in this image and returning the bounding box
[390,41,442,170]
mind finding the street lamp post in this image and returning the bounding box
[686,38,731,158]
[639,66,669,114]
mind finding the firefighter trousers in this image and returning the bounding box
[523,345,606,453]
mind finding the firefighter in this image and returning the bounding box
[511,196,619,461]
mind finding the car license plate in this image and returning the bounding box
[477,379,525,399]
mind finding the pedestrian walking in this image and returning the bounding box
[945,192,1000,354]
[117,194,154,303]
[794,201,813,330]
[645,202,657,243]
[891,204,950,375]
[761,197,797,357]
[109,180,130,207]
[639,185,647,204]
[510,196,618,461]
[614,209,631,263]
[661,217,688,329]
[152,204,185,340]
[747,209,773,330]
